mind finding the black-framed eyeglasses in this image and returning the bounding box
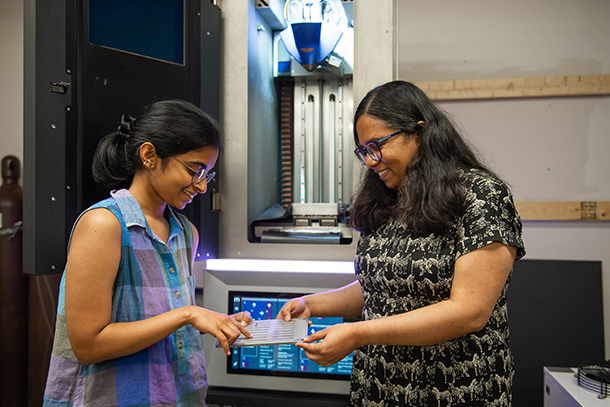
[354,130,403,165]
[171,156,215,185]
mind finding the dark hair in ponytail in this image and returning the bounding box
[92,100,221,189]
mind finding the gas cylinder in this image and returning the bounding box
[0,155,28,406]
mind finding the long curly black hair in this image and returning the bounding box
[349,80,494,236]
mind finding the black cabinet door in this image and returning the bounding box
[24,0,220,275]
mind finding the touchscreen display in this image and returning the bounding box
[228,291,354,380]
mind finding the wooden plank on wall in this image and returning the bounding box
[515,201,610,221]
[413,74,610,100]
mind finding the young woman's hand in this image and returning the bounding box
[230,311,253,327]
[190,308,252,355]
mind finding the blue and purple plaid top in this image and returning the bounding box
[43,189,208,406]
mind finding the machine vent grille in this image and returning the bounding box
[577,361,610,399]
[279,80,295,209]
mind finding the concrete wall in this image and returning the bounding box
[396,0,610,357]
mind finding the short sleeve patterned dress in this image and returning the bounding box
[350,169,526,407]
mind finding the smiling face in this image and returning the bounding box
[136,145,219,212]
[162,146,219,210]
[355,114,419,190]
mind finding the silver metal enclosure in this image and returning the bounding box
[203,0,397,397]
[216,0,382,260]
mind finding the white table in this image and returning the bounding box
[544,366,610,407]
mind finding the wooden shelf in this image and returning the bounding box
[515,201,610,221]
[413,74,610,100]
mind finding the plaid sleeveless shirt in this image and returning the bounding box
[43,189,207,406]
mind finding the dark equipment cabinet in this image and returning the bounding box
[508,259,604,406]
[24,0,220,275]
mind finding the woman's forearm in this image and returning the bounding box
[349,299,483,348]
[304,280,364,318]
[71,306,197,365]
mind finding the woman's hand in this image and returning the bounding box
[276,297,311,322]
[231,311,253,327]
[297,323,360,367]
[190,308,252,355]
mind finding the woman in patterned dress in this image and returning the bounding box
[43,100,251,406]
[278,81,525,406]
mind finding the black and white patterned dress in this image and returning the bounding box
[351,169,526,407]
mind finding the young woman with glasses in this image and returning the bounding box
[43,100,251,406]
[278,81,525,406]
